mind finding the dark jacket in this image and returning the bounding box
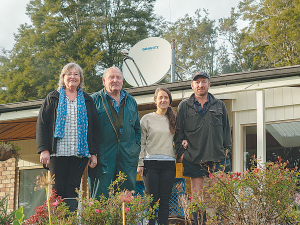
[36,90,100,156]
[174,92,232,164]
[90,88,141,162]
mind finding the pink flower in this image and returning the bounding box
[120,190,133,203]
[95,209,100,213]
[231,174,234,178]
[253,168,260,173]
[236,172,241,176]
[125,207,130,212]
[52,200,59,206]
[89,201,94,206]
[209,173,212,178]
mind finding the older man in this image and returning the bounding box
[88,66,141,198]
[174,71,232,224]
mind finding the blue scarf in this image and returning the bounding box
[54,87,89,157]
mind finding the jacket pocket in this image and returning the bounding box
[184,113,200,132]
[210,109,223,126]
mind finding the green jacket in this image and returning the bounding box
[174,93,232,164]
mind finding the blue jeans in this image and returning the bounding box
[143,160,176,225]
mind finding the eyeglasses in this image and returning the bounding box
[65,73,80,77]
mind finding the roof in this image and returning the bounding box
[1,65,300,142]
[1,65,300,114]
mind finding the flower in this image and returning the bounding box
[95,209,100,213]
[209,173,213,178]
[236,172,241,176]
[52,200,59,206]
[119,190,133,203]
[253,168,260,173]
[125,207,130,212]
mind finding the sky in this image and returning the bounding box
[0,0,241,51]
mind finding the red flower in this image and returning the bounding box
[253,168,260,173]
[209,173,213,178]
[236,172,241,176]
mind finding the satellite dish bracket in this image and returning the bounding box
[124,56,148,86]
[123,58,140,86]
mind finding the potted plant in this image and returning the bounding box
[0,141,20,161]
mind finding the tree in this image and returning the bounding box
[237,0,300,70]
[163,9,218,79]
[217,8,245,73]
[0,0,159,103]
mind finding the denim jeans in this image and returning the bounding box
[143,160,176,225]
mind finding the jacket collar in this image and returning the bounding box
[187,92,217,108]
[48,89,91,101]
[96,88,129,98]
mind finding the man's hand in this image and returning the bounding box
[182,140,188,149]
[88,155,97,169]
[137,166,144,176]
[40,150,50,167]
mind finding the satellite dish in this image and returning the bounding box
[122,37,171,87]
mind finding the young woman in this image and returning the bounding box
[137,87,177,225]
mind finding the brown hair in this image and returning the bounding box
[154,87,177,134]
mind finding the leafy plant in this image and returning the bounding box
[12,207,25,225]
[0,142,21,160]
[179,158,300,224]
[73,172,159,225]
[23,189,72,225]
[0,194,16,224]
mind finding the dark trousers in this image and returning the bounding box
[143,160,176,225]
[48,156,88,198]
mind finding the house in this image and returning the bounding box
[1,65,300,217]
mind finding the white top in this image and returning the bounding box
[55,97,78,157]
[138,112,176,166]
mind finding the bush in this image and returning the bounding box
[72,172,158,225]
[180,158,300,224]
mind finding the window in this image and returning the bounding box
[19,168,47,218]
[244,121,300,171]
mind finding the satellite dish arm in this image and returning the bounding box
[123,58,140,86]
[175,71,183,81]
[124,56,148,86]
[175,64,193,75]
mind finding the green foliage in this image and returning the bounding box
[12,207,25,225]
[0,194,15,224]
[163,9,217,79]
[72,171,158,225]
[180,158,300,224]
[0,0,159,103]
[237,0,300,70]
[207,159,300,224]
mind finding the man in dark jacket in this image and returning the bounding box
[174,72,232,224]
[88,66,141,199]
